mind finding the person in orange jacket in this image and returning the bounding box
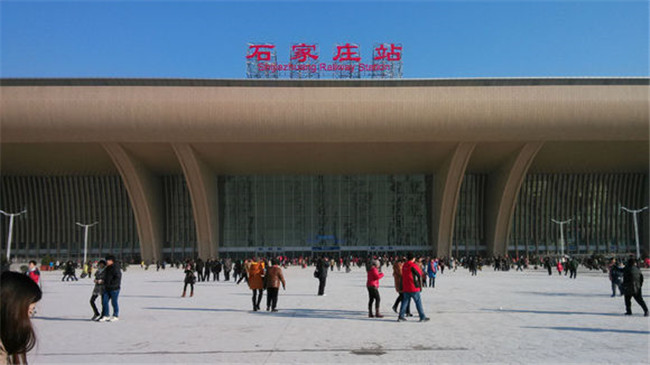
[247,258,265,311]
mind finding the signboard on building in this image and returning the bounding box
[246,42,403,79]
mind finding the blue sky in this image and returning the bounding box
[1,1,648,79]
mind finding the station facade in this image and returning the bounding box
[0,78,648,261]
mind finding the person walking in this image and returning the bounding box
[237,259,250,285]
[196,258,205,282]
[366,259,384,318]
[0,271,42,364]
[204,259,212,282]
[87,260,93,280]
[391,258,412,317]
[62,260,77,281]
[543,257,552,276]
[398,253,429,322]
[90,260,106,321]
[557,260,563,276]
[182,263,196,297]
[248,258,265,311]
[315,257,329,296]
[213,259,222,281]
[622,258,648,317]
[224,258,233,281]
[469,257,478,276]
[99,255,122,322]
[265,259,286,312]
[568,257,577,279]
[609,259,624,297]
[427,259,437,288]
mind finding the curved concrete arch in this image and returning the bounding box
[485,142,544,256]
[172,144,219,259]
[431,143,476,257]
[103,143,163,262]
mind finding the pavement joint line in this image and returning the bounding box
[36,346,471,357]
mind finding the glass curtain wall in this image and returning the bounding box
[220,175,429,253]
[510,173,648,256]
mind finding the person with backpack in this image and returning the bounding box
[398,253,429,322]
[391,258,412,317]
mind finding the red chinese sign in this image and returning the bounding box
[374,43,402,61]
[332,43,361,62]
[246,44,276,61]
[246,42,402,78]
[291,43,318,62]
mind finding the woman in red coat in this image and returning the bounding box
[366,259,384,318]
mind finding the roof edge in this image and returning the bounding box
[1,77,649,87]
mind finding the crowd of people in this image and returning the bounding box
[1,251,648,364]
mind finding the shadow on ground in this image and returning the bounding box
[481,308,622,317]
[143,306,393,322]
[33,316,93,322]
[524,326,650,335]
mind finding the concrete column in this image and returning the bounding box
[172,144,219,259]
[485,142,543,256]
[431,143,476,257]
[103,143,163,262]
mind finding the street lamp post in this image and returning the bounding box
[0,209,27,263]
[551,218,572,257]
[76,222,99,265]
[620,206,648,259]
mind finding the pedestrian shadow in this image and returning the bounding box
[257,308,390,322]
[524,326,650,335]
[517,291,615,298]
[481,308,622,317]
[230,293,316,297]
[122,295,181,299]
[144,307,247,313]
[33,316,91,322]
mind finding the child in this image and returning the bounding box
[367,259,384,318]
[26,260,41,285]
[182,264,196,297]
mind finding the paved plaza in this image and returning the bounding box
[28,264,649,364]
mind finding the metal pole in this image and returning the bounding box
[1,210,27,263]
[633,216,640,259]
[551,218,572,257]
[560,224,564,256]
[84,227,89,264]
[6,215,15,262]
[76,222,98,265]
[621,206,648,259]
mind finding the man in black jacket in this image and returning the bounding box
[622,258,648,317]
[316,257,329,296]
[99,255,122,322]
[196,258,205,282]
